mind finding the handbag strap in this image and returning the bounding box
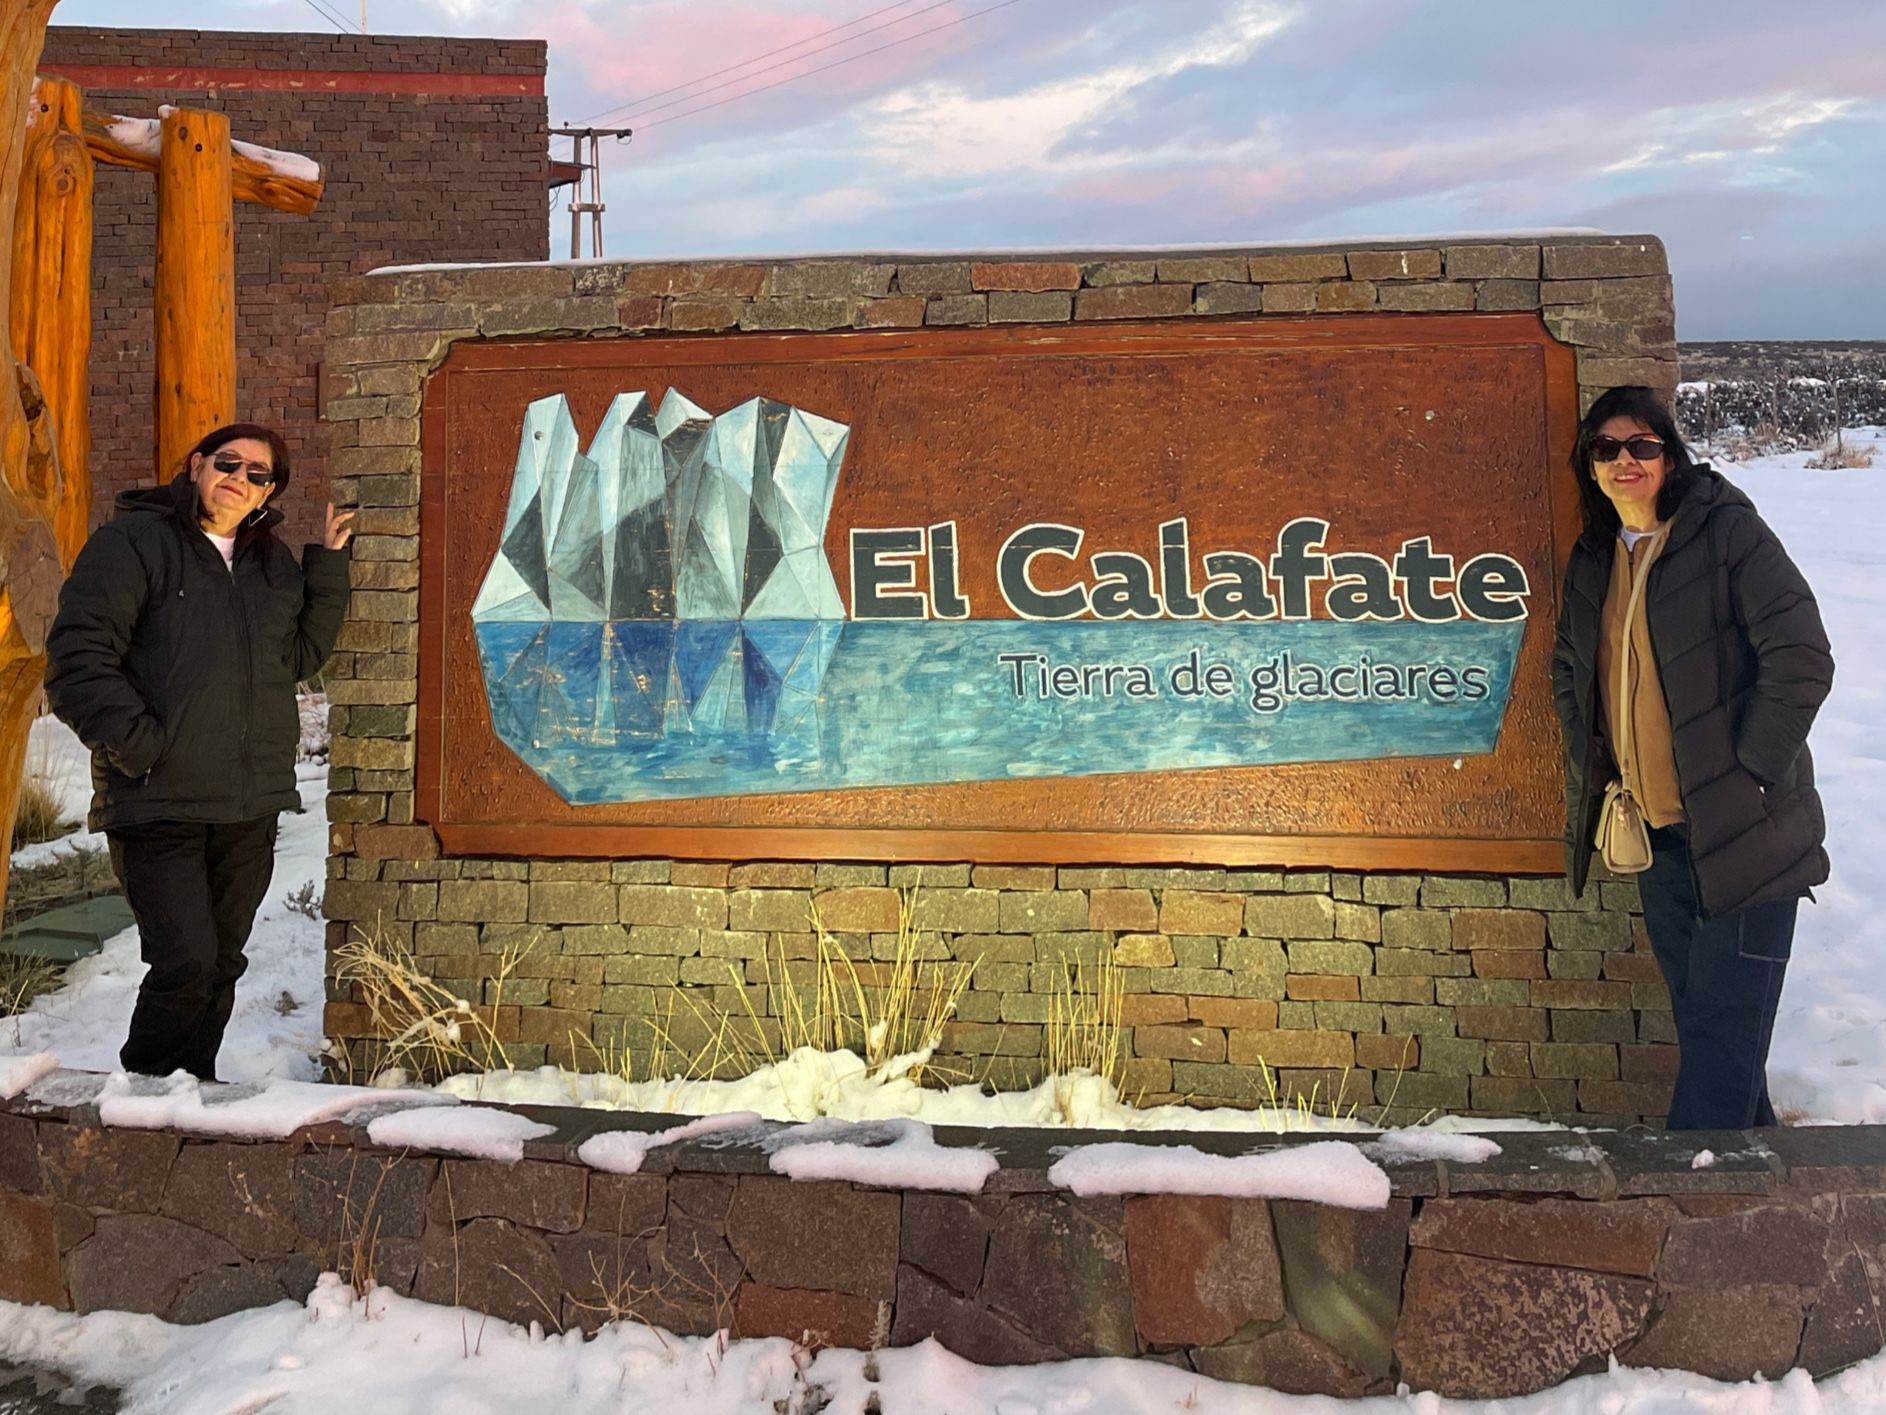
[1614,526,1668,801]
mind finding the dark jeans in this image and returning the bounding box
[107,816,279,1081]
[1639,824,1796,1130]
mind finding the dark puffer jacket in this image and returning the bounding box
[44,475,352,830]
[1551,463,1833,918]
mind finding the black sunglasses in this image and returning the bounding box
[1588,435,1666,464]
[211,454,278,487]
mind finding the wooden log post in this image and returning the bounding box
[1,0,64,912]
[12,76,92,565]
[153,104,235,480]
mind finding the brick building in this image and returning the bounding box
[38,27,551,542]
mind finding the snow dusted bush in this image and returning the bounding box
[1677,355,1886,456]
[296,691,330,765]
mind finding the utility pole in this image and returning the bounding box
[549,127,632,259]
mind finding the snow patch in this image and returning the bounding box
[0,1052,57,1100]
[1548,1142,1607,1164]
[766,1117,999,1193]
[576,1110,763,1174]
[97,1072,443,1141]
[1365,1129,1503,1163]
[1048,1140,1392,1208]
[365,1104,554,1163]
[431,1049,1385,1136]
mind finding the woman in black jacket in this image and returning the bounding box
[1551,386,1833,1129]
[45,424,354,1080]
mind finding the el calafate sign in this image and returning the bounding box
[417,313,1581,868]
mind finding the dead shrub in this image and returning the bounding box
[333,918,531,1084]
[1,953,61,1039]
[1043,949,1127,1118]
[1807,440,1876,470]
[11,737,72,846]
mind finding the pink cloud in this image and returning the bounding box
[1048,117,1604,233]
[1662,26,1886,104]
[542,0,1015,138]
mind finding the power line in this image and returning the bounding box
[303,0,353,34]
[639,0,1028,132]
[577,0,936,125]
[583,0,957,127]
[296,0,352,34]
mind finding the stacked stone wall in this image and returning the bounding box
[2,1084,1879,1398]
[318,237,1680,1123]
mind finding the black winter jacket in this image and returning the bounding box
[44,475,352,830]
[1550,464,1833,918]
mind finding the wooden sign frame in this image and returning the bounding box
[416,313,1581,869]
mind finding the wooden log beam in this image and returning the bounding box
[10,73,91,566]
[76,100,323,216]
[153,104,235,480]
[1,0,63,917]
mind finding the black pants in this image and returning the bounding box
[1639,824,1796,1130]
[107,816,279,1081]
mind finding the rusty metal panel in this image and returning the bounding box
[416,313,1581,867]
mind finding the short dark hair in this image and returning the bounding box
[184,423,292,499]
[1571,386,1696,536]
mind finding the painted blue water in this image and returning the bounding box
[475,619,1526,804]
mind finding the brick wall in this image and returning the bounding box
[38,26,550,544]
[318,238,1682,1124]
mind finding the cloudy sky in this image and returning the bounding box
[47,0,1886,339]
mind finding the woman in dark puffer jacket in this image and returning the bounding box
[1551,386,1833,1129]
[45,423,354,1081]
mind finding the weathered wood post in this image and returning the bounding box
[0,0,65,910]
[153,104,235,479]
[12,76,92,563]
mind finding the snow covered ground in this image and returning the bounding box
[2,1275,1885,1415]
[1735,433,1886,1123]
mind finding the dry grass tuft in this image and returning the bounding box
[1707,423,1787,463]
[1043,949,1126,1115]
[799,886,976,1082]
[11,737,72,846]
[555,879,977,1095]
[330,1152,401,1300]
[1,953,61,1045]
[715,882,977,1087]
[1808,440,1876,470]
[560,1227,737,1341]
[333,919,532,1084]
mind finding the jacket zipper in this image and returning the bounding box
[230,542,256,818]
